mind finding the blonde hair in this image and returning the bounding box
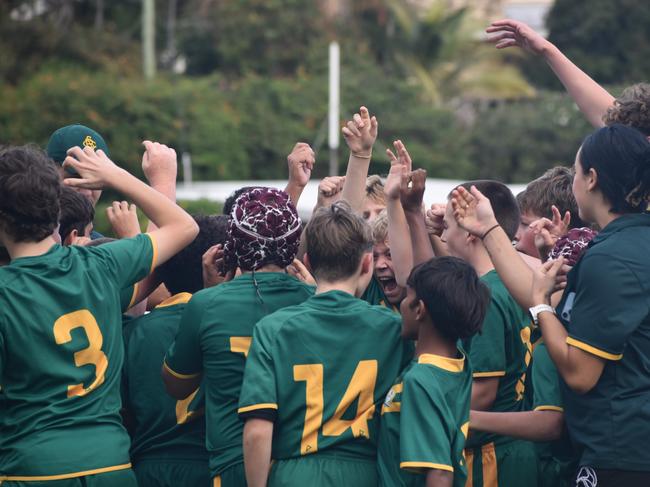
[365,175,386,205]
[371,209,388,244]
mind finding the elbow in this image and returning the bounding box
[161,365,194,400]
[184,218,200,242]
[243,419,274,447]
[564,373,597,395]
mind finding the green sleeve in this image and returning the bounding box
[463,298,506,377]
[566,253,649,360]
[164,295,204,378]
[0,328,4,381]
[120,285,136,312]
[531,344,563,411]
[238,318,278,418]
[400,369,454,473]
[91,233,155,289]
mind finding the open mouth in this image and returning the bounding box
[378,276,398,294]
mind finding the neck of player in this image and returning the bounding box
[3,234,58,261]
[415,321,458,360]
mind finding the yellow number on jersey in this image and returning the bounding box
[230,336,252,357]
[294,360,378,455]
[53,310,108,398]
[176,388,202,424]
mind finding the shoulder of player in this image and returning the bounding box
[402,364,444,399]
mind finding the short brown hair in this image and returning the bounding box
[518,166,585,228]
[59,186,95,242]
[603,83,650,136]
[365,175,386,205]
[305,201,373,282]
[452,180,520,240]
[0,145,61,243]
[371,209,388,244]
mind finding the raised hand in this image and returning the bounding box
[317,176,345,207]
[450,185,499,237]
[530,205,571,259]
[142,140,177,187]
[202,244,234,289]
[486,19,550,55]
[287,258,316,286]
[107,201,141,238]
[342,106,378,157]
[399,169,427,214]
[63,146,122,190]
[531,257,566,305]
[287,142,315,188]
[425,203,446,237]
[385,140,413,201]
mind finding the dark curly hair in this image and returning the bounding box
[407,257,490,342]
[603,83,650,137]
[0,145,62,243]
[157,214,229,295]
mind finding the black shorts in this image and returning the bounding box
[575,466,650,487]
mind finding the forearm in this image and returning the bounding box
[284,182,304,207]
[146,178,177,233]
[470,410,563,442]
[405,210,434,265]
[243,420,273,487]
[482,227,536,308]
[430,235,449,257]
[537,311,573,383]
[341,155,371,213]
[543,43,615,128]
[425,469,453,487]
[387,199,413,286]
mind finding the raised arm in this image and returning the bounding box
[340,106,378,213]
[400,169,434,266]
[385,140,414,287]
[63,146,198,267]
[284,142,315,206]
[487,19,615,128]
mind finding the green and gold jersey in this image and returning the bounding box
[556,214,650,471]
[462,270,532,449]
[238,290,412,461]
[122,293,207,465]
[528,342,576,482]
[0,234,155,481]
[164,272,314,477]
[378,352,472,487]
[361,277,398,311]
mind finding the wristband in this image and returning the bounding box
[481,223,500,240]
[351,152,372,159]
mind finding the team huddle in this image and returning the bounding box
[2,19,650,487]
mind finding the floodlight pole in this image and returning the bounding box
[143,0,156,79]
[328,41,340,176]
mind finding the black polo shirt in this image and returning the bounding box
[556,213,650,471]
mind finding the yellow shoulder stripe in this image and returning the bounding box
[534,405,564,412]
[238,403,279,414]
[566,337,623,361]
[145,232,158,273]
[400,461,454,473]
[157,292,193,308]
[163,361,201,380]
[1,463,131,481]
[473,371,506,378]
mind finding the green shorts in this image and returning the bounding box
[134,459,210,487]
[213,462,246,487]
[0,468,137,487]
[268,455,377,487]
[465,439,539,487]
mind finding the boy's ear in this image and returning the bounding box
[303,253,313,273]
[63,229,78,246]
[414,298,427,322]
[360,252,373,277]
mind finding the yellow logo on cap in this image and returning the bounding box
[83,135,97,150]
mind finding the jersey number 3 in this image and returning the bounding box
[294,360,378,455]
[53,310,108,398]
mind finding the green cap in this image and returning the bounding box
[46,124,110,164]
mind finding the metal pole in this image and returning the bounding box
[328,41,340,176]
[143,0,156,79]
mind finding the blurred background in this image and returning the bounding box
[1,0,648,229]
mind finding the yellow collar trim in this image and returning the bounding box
[156,292,193,308]
[418,351,465,372]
